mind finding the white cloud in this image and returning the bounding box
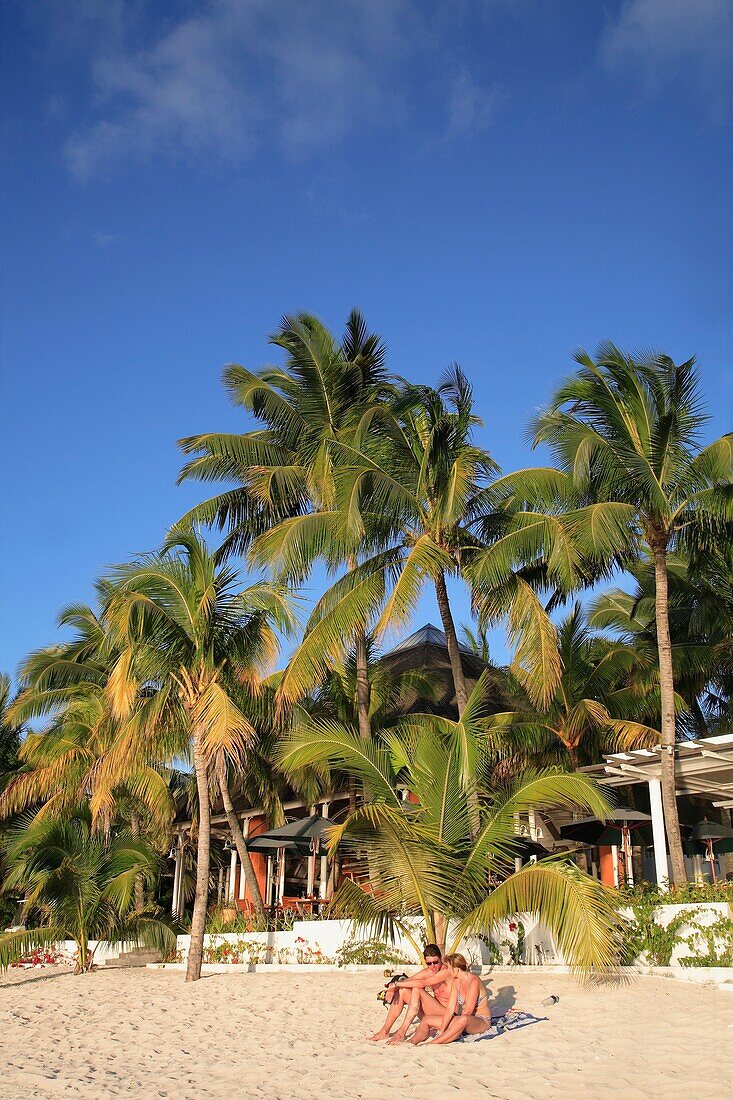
[54,0,510,180]
[601,0,733,105]
[63,0,417,180]
[449,72,504,133]
[93,231,120,248]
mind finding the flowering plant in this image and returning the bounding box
[11,947,66,969]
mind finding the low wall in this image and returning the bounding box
[173,920,422,965]
[49,902,733,971]
[618,902,732,966]
[168,918,558,968]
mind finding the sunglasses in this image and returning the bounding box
[424,958,442,966]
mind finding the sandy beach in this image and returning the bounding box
[2,967,732,1100]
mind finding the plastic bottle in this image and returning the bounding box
[540,995,559,1007]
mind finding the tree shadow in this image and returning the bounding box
[0,967,75,988]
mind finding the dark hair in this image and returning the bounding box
[423,944,442,959]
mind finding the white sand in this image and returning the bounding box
[2,966,732,1099]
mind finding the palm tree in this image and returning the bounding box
[473,348,733,882]
[280,676,621,969]
[0,675,23,787]
[102,530,293,981]
[590,551,733,737]
[212,679,296,924]
[2,603,180,839]
[291,637,443,810]
[460,623,492,664]
[485,605,660,773]
[178,311,391,746]
[0,810,175,973]
[0,675,25,928]
[257,367,499,724]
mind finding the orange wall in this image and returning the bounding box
[598,846,615,887]
[235,814,269,909]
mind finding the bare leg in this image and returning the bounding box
[387,989,436,1045]
[410,1012,443,1046]
[428,1014,491,1046]
[368,988,409,1041]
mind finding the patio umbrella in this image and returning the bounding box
[509,836,550,861]
[560,808,652,847]
[246,814,335,854]
[688,818,733,883]
[489,836,550,874]
[560,809,653,886]
[247,815,336,906]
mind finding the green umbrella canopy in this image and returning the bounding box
[684,819,733,857]
[560,809,652,848]
[246,814,335,854]
[689,818,733,842]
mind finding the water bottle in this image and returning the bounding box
[540,995,559,1007]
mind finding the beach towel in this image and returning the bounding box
[459,1010,547,1042]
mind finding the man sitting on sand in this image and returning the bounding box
[368,944,452,1045]
[409,952,493,1046]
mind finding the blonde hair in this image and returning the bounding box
[444,953,468,971]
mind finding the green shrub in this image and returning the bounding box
[502,921,526,965]
[335,937,411,967]
[679,916,733,967]
[205,905,267,934]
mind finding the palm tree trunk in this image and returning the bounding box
[215,755,267,926]
[433,911,447,953]
[352,626,373,815]
[652,545,687,885]
[434,569,469,715]
[130,811,144,915]
[434,568,480,838]
[75,936,90,975]
[354,629,372,741]
[186,733,211,982]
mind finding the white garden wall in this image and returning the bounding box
[51,902,733,970]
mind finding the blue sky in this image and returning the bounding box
[2,0,732,683]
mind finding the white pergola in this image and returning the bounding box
[583,733,733,888]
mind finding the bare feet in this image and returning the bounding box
[367,1031,390,1042]
[386,1031,407,1046]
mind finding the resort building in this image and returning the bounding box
[168,626,733,917]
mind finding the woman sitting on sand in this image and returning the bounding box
[409,953,493,1046]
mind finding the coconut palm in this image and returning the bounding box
[2,603,180,839]
[0,675,23,789]
[290,638,443,810]
[280,675,621,968]
[257,367,499,723]
[177,310,389,556]
[211,679,297,925]
[102,530,293,981]
[178,311,392,745]
[0,810,175,974]
[0,675,25,928]
[485,605,660,773]
[471,348,733,882]
[460,623,492,664]
[590,551,733,736]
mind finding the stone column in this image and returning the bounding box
[238,818,249,901]
[648,779,670,890]
[172,834,185,918]
[319,801,331,899]
[228,846,238,903]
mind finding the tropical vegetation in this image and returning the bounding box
[2,315,731,981]
[0,810,175,973]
